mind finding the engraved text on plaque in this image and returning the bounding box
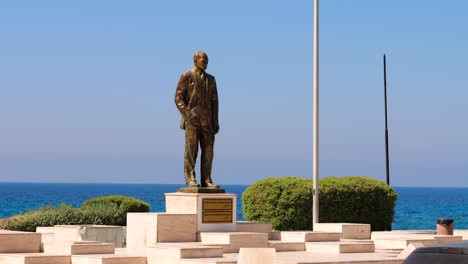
[202,198,233,223]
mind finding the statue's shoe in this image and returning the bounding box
[204,182,219,189]
[187,181,199,188]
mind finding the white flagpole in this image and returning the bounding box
[312,0,320,229]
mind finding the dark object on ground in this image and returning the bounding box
[403,240,468,264]
[436,218,454,235]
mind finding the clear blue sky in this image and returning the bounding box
[0,1,467,186]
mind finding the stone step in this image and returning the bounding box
[371,232,462,248]
[43,241,115,255]
[268,231,281,240]
[454,230,468,239]
[434,235,463,244]
[127,213,197,249]
[36,227,55,250]
[148,243,224,259]
[54,225,125,248]
[41,233,55,244]
[236,221,272,233]
[72,254,146,264]
[375,248,403,256]
[36,227,55,234]
[371,230,435,240]
[238,248,276,264]
[373,237,438,249]
[397,243,425,259]
[199,232,268,253]
[268,241,305,252]
[313,223,371,239]
[0,230,41,253]
[274,231,341,242]
[0,253,70,264]
[180,257,237,264]
[306,241,375,253]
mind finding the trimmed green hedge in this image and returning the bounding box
[319,176,396,231]
[82,195,150,213]
[0,195,150,232]
[242,176,397,231]
[243,177,312,230]
[0,204,122,232]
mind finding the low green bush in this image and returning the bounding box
[243,177,313,230]
[0,195,151,232]
[0,204,122,232]
[82,195,150,213]
[319,176,397,231]
[242,176,397,231]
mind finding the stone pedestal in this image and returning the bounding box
[165,192,237,232]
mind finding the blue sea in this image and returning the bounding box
[1,183,467,230]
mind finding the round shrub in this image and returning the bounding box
[243,176,313,230]
[319,176,397,231]
[0,204,123,232]
[243,176,397,231]
[82,195,150,213]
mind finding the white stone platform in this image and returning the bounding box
[236,221,272,233]
[43,241,115,255]
[3,226,467,264]
[268,241,305,251]
[72,254,147,264]
[0,253,70,264]
[200,232,269,253]
[145,243,224,264]
[314,223,371,239]
[273,231,341,242]
[2,190,467,264]
[306,241,376,253]
[372,230,463,249]
[180,257,237,264]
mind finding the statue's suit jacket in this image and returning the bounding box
[175,68,219,132]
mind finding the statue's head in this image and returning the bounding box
[193,51,208,71]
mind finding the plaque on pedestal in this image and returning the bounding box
[165,192,237,232]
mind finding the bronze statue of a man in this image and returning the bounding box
[175,51,219,188]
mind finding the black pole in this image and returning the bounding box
[383,54,390,186]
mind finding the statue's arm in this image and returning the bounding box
[175,74,190,119]
[212,78,219,134]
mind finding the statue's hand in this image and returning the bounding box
[183,112,191,122]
